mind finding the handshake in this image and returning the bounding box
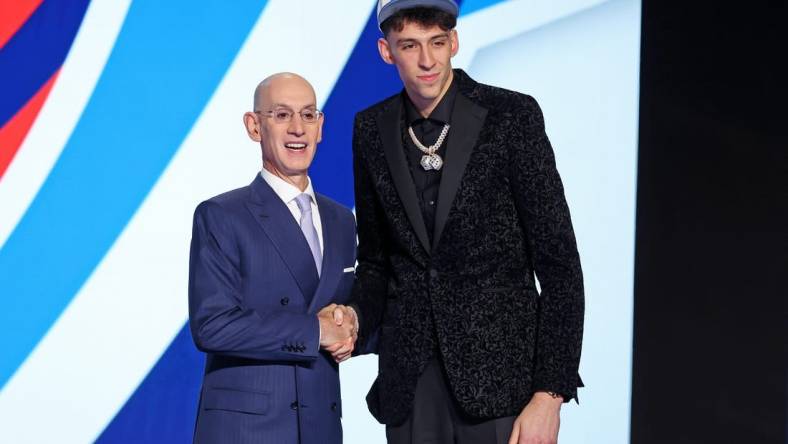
[318,304,358,363]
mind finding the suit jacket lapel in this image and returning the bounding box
[432,92,488,251]
[377,99,432,254]
[307,196,342,313]
[246,175,320,304]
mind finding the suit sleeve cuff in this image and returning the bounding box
[534,374,584,404]
[276,311,320,359]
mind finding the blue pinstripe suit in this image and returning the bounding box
[189,174,357,444]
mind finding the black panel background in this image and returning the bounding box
[632,1,786,443]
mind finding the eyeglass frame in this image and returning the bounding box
[254,107,324,124]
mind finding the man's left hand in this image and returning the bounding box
[508,391,562,444]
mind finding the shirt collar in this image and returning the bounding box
[403,75,458,125]
[260,168,317,206]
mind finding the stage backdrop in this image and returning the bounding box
[0,1,640,442]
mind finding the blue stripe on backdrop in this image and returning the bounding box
[0,0,89,128]
[309,2,403,206]
[96,325,203,444]
[459,0,504,16]
[0,0,269,389]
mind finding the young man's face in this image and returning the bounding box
[378,21,459,110]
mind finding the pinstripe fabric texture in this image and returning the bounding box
[189,175,357,444]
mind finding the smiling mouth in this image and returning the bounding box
[285,143,307,151]
[417,73,439,82]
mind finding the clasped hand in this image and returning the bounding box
[318,304,357,363]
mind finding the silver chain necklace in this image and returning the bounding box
[408,124,450,171]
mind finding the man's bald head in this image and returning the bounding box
[253,72,316,111]
[243,72,324,192]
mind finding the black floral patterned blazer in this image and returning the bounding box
[350,69,584,425]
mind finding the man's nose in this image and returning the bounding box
[419,47,435,70]
[287,116,305,135]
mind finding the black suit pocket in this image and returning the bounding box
[203,387,270,415]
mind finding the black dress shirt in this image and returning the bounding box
[401,78,458,242]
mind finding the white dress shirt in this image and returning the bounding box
[260,168,324,254]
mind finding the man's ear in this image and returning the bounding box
[316,113,324,144]
[243,112,262,142]
[378,37,395,65]
[450,29,459,58]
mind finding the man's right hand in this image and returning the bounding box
[318,304,357,362]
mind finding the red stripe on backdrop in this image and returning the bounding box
[0,68,59,180]
[0,0,44,49]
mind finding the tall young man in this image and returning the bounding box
[345,1,585,443]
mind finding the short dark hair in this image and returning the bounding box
[380,7,457,37]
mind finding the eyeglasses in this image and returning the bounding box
[255,108,323,124]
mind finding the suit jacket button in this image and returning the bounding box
[429,269,438,278]
[291,401,299,410]
[331,402,337,411]
[280,297,289,306]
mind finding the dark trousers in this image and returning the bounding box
[386,357,516,444]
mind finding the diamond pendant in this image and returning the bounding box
[429,153,443,170]
[420,155,434,171]
[420,153,443,171]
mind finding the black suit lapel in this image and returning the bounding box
[432,92,488,251]
[377,99,432,254]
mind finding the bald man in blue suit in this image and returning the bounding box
[188,73,359,444]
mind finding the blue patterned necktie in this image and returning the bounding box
[294,193,322,276]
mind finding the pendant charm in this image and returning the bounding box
[410,124,450,171]
[421,153,443,171]
[420,154,434,171]
[429,153,443,170]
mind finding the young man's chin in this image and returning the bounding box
[409,85,440,103]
